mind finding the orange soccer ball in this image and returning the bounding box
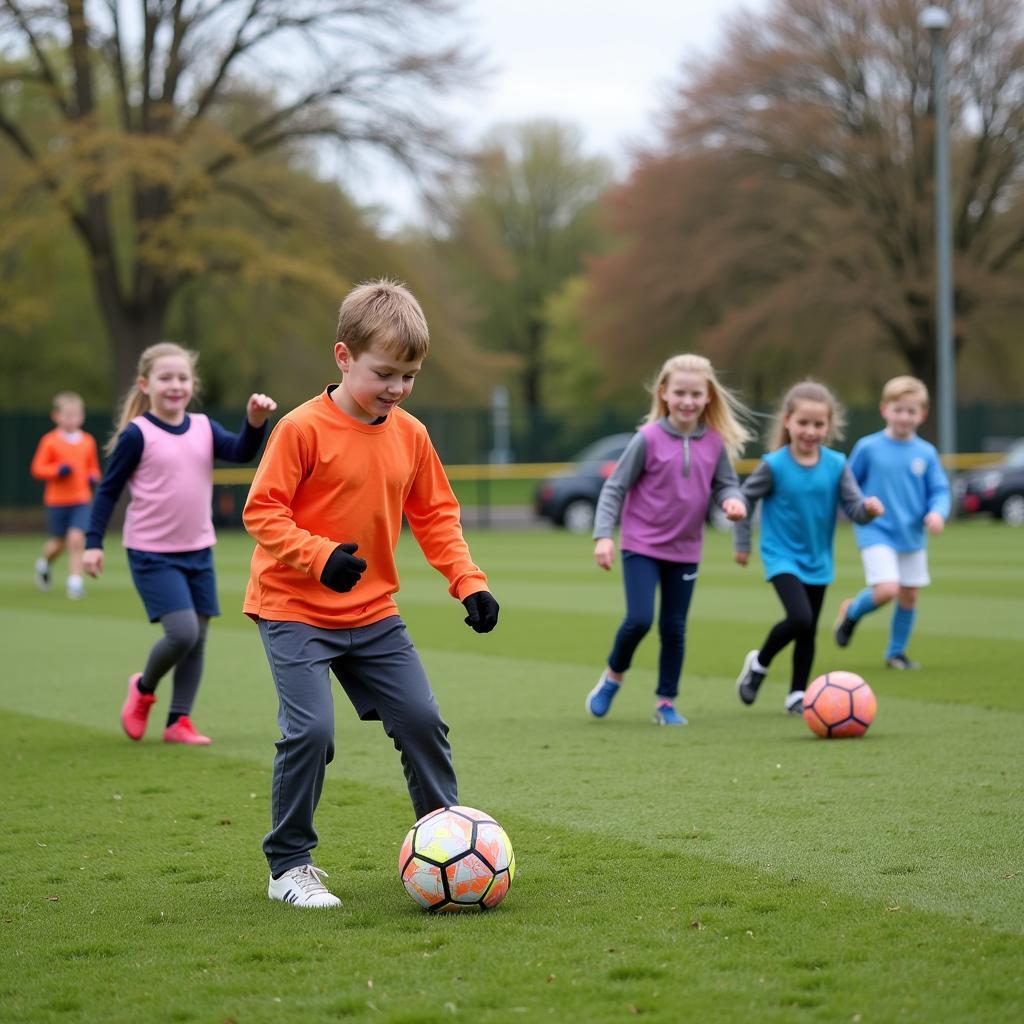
[802,672,877,738]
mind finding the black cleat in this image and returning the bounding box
[736,650,766,705]
[833,598,857,648]
[886,653,921,670]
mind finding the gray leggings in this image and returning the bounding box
[140,608,209,720]
[257,615,457,875]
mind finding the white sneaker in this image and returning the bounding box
[268,864,341,908]
[785,690,806,714]
[35,558,51,592]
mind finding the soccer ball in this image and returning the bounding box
[803,671,877,738]
[398,805,515,912]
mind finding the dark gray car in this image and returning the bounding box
[533,434,633,533]
[954,440,1024,525]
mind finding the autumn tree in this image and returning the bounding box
[0,136,507,412]
[587,0,1024,408]
[438,120,612,413]
[0,0,476,395]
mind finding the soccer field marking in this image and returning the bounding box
[3,695,1022,939]
[3,708,1022,1024]
[3,613,1023,931]
[8,563,1019,642]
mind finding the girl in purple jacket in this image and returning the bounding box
[587,354,753,725]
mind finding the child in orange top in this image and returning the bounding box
[243,278,500,909]
[30,391,100,599]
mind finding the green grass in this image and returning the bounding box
[449,477,538,506]
[1,522,1022,1023]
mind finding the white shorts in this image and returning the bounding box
[860,545,930,588]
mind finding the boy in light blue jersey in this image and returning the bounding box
[833,376,951,669]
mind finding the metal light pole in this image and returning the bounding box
[920,5,956,457]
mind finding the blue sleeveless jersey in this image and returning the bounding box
[760,446,846,584]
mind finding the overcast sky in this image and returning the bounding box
[346,0,768,227]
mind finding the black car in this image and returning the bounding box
[534,433,633,533]
[955,440,1024,526]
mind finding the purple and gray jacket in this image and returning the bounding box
[593,419,742,563]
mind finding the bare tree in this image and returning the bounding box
[587,0,1024,405]
[0,0,476,392]
[439,120,611,413]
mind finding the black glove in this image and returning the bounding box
[57,464,72,478]
[319,543,367,593]
[462,591,499,633]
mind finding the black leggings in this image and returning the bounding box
[757,574,827,693]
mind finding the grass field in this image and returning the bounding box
[1,521,1022,1023]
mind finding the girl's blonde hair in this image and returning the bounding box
[767,379,846,451]
[106,342,200,454]
[645,353,754,462]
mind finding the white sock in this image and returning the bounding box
[67,574,83,589]
[36,557,49,572]
[752,655,767,674]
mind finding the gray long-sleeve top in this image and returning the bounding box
[593,420,743,560]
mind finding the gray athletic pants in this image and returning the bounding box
[257,615,458,875]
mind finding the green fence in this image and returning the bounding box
[4,403,1023,522]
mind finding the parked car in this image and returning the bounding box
[534,433,633,533]
[954,440,1024,525]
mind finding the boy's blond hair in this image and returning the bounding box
[881,375,929,407]
[645,353,754,462]
[52,390,84,411]
[336,278,429,362]
[767,379,846,451]
[106,342,200,454]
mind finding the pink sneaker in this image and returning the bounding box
[163,716,212,746]
[121,673,156,741]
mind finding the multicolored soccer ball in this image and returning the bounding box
[803,671,877,738]
[399,806,515,912]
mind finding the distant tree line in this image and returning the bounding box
[2,0,1021,436]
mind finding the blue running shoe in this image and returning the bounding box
[652,701,688,726]
[585,673,620,718]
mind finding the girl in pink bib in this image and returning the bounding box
[85,342,276,745]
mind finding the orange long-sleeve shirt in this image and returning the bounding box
[30,429,100,506]
[243,389,488,629]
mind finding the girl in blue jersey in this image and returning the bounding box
[732,381,884,713]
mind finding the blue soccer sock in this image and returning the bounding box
[887,606,916,659]
[847,588,877,623]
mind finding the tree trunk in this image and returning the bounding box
[523,317,543,413]
[90,261,172,399]
[903,319,940,444]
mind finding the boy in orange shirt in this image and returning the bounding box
[30,391,100,599]
[243,279,500,908]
